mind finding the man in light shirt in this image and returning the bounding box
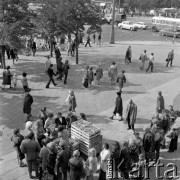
[99,143,111,180]
[146,53,154,73]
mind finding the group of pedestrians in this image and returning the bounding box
[85,33,102,47]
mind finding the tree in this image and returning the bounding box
[0,0,35,68]
[38,0,102,64]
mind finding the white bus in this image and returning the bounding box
[152,17,180,31]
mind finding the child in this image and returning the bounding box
[21,72,29,91]
[11,128,26,167]
[12,73,18,88]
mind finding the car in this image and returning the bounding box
[118,21,138,31]
[159,29,180,38]
[133,22,148,29]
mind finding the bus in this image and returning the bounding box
[152,17,180,31]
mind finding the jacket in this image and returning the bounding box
[57,149,71,172]
[47,67,56,77]
[20,139,40,160]
[55,116,67,127]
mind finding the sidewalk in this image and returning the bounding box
[0,42,180,180]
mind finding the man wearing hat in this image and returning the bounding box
[23,88,33,118]
[56,142,71,180]
[110,91,123,120]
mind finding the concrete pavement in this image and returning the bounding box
[0,41,180,179]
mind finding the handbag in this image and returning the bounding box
[165,59,169,62]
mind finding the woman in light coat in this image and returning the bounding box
[125,99,137,130]
[66,90,77,112]
[108,62,118,85]
[85,148,98,180]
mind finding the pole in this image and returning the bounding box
[118,0,120,14]
[110,0,115,44]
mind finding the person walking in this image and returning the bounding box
[32,41,37,56]
[156,91,165,114]
[110,92,123,120]
[95,64,103,85]
[63,60,70,84]
[139,50,148,70]
[56,57,64,81]
[93,34,96,44]
[88,67,94,90]
[20,131,40,179]
[99,143,111,180]
[11,128,26,167]
[65,90,77,112]
[21,72,29,91]
[108,62,118,85]
[23,88,33,118]
[116,70,126,92]
[56,142,71,180]
[55,46,61,65]
[45,55,51,74]
[166,50,174,67]
[46,64,57,88]
[85,35,91,47]
[2,66,12,90]
[125,46,132,64]
[125,99,137,130]
[10,48,16,64]
[98,33,102,47]
[146,53,154,72]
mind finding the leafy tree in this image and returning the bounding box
[38,0,102,64]
[0,0,35,68]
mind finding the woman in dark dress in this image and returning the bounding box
[2,66,12,90]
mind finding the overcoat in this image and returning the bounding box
[2,69,12,85]
[125,103,137,125]
[23,94,33,114]
[113,96,123,116]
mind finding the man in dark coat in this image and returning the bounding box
[125,99,137,130]
[166,49,174,67]
[56,142,71,180]
[23,89,33,117]
[46,64,57,88]
[32,42,36,56]
[156,91,165,113]
[20,131,40,179]
[110,92,123,121]
[125,46,132,64]
[85,35,91,47]
[63,60,70,84]
[55,46,61,64]
[55,112,67,128]
[2,66,12,90]
[56,57,64,81]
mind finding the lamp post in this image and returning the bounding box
[110,0,115,44]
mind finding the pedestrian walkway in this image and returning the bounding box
[0,41,180,180]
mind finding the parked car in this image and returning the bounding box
[105,13,126,25]
[133,22,148,29]
[159,29,180,38]
[118,21,138,31]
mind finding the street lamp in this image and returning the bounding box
[110,0,115,44]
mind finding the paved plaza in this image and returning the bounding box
[0,41,180,179]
